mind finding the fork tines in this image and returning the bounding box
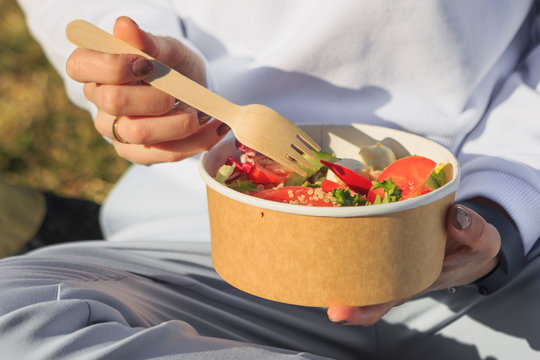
[282,133,321,175]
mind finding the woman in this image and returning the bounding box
[2,1,539,358]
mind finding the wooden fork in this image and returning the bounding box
[65,20,320,176]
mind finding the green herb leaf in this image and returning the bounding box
[332,188,368,206]
[228,180,258,193]
[371,178,402,203]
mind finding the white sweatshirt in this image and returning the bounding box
[17,0,540,253]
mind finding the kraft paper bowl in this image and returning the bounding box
[199,124,460,307]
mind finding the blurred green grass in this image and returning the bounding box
[0,1,129,203]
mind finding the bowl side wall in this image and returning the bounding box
[208,187,454,307]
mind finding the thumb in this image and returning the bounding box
[445,204,499,256]
[113,16,157,54]
[112,16,206,85]
[434,204,501,289]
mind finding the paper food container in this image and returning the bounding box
[199,124,460,307]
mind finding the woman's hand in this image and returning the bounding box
[66,16,230,164]
[327,202,502,326]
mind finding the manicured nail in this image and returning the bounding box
[454,205,471,230]
[132,58,153,76]
[198,111,212,125]
[217,123,231,136]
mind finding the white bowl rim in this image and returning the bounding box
[199,124,460,217]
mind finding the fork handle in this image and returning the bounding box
[65,20,240,123]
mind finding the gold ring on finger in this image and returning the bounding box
[112,117,129,144]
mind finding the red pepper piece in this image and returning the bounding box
[320,160,372,195]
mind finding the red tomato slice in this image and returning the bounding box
[367,187,384,204]
[374,156,437,201]
[416,186,434,196]
[253,186,336,207]
[320,179,347,193]
[247,154,293,184]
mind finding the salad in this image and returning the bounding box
[215,140,453,207]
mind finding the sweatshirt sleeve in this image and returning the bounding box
[15,0,205,118]
[455,5,540,256]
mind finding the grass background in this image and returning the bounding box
[0,1,129,203]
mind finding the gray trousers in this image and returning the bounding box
[0,240,538,360]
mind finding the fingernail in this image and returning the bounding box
[198,111,212,125]
[217,123,231,136]
[132,58,153,76]
[454,205,471,230]
[131,18,139,27]
[333,320,348,325]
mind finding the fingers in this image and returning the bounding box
[113,16,206,85]
[67,15,207,122]
[66,15,204,86]
[327,301,400,326]
[94,105,231,164]
[67,48,154,84]
[85,83,175,117]
[66,16,157,85]
[96,107,200,145]
[325,203,504,327]
[113,16,159,59]
[67,15,215,164]
[433,204,501,290]
[447,204,501,267]
[112,120,230,164]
